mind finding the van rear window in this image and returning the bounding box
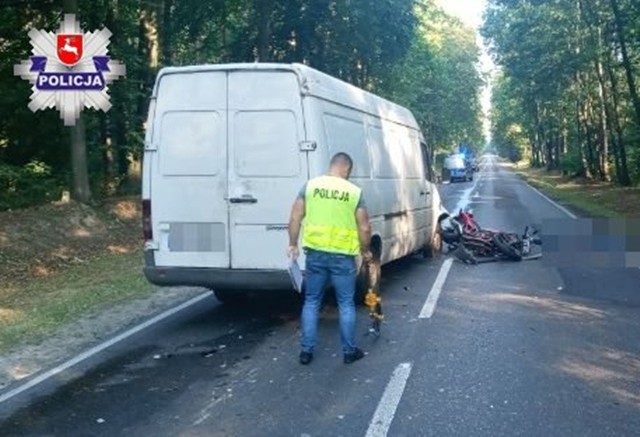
[233,110,300,177]
[159,111,222,176]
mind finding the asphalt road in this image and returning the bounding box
[1,157,639,437]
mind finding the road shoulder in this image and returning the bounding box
[0,285,207,395]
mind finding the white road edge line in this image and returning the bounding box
[419,257,454,319]
[0,291,213,405]
[500,159,576,220]
[524,181,577,219]
[365,362,413,437]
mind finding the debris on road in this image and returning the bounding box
[203,350,217,358]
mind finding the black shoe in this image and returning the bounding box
[344,348,365,364]
[299,351,313,365]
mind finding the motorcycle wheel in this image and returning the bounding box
[492,233,523,261]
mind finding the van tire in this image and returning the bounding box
[422,226,443,258]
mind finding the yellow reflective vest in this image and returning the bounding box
[302,175,362,256]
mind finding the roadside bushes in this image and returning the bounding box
[0,161,64,210]
[559,152,582,177]
[629,148,640,185]
[502,143,522,163]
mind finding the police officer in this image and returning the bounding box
[287,152,372,365]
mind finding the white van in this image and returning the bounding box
[142,63,445,302]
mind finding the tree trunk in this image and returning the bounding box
[562,119,568,155]
[108,0,131,188]
[549,133,558,170]
[595,60,610,181]
[102,2,117,194]
[137,3,159,132]
[576,98,590,178]
[531,103,540,167]
[70,113,92,202]
[604,49,631,185]
[609,0,640,128]
[64,0,91,203]
[545,137,553,170]
[101,113,115,194]
[142,6,160,82]
[255,0,271,61]
[162,0,173,65]
[584,97,598,178]
[219,1,228,62]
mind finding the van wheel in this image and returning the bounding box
[422,227,443,258]
[213,289,247,305]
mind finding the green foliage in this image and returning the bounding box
[384,1,485,154]
[1,0,485,209]
[559,151,583,175]
[489,71,530,161]
[0,162,64,210]
[628,147,640,182]
[483,0,640,185]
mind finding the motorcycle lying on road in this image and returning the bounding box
[438,209,542,264]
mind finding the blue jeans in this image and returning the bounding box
[301,248,358,354]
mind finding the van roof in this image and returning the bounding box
[154,63,420,130]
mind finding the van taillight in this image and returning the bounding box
[142,199,153,240]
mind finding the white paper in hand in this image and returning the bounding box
[287,259,304,293]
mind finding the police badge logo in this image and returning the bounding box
[57,34,83,66]
[13,14,126,126]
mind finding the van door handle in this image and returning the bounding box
[229,196,258,204]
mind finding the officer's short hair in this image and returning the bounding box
[330,152,353,171]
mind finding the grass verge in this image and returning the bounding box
[0,248,151,353]
[508,161,640,218]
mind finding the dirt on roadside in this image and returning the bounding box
[0,197,210,392]
[0,197,142,286]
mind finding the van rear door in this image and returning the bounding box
[227,71,308,269]
[151,71,230,268]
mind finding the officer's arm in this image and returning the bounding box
[288,198,305,247]
[356,207,372,253]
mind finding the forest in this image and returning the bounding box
[483,0,640,185]
[0,0,484,210]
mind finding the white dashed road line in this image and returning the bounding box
[452,165,485,214]
[365,362,413,437]
[419,257,454,319]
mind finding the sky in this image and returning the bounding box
[435,0,495,143]
[436,0,486,29]
[435,0,494,73]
